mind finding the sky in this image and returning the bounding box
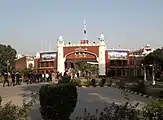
[0,0,163,55]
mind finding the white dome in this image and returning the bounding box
[16,53,23,59]
[36,52,40,58]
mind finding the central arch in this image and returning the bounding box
[64,51,99,69]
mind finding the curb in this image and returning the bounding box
[79,85,109,88]
[119,87,157,100]
[77,86,158,100]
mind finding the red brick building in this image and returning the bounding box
[34,51,57,73]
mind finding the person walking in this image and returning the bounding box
[15,71,20,85]
[3,72,9,87]
[10,71,15,86]
[45,71,49,82]
[27,72,32,84]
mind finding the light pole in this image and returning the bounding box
[149,64,156,85]
[141,64,147,82]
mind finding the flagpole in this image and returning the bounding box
[83,20,87,40]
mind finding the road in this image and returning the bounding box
[0,83,153,120]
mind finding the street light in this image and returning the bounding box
[149,64,156,85]
[141,63,147,82]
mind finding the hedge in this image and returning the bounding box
[39,83,77,120]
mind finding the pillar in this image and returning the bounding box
[57,36,65,75]
[98,34,106,76]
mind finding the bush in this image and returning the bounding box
[142,100,163,120]
[59,75,71,84]
[76,102,140,120]
[134,80,145,94]
[39,83,77,120]
[0,96,35,120]
[98,78,106,87]
[111,82,116,87]
[76,100,163,120]
[91,79,96,87]
[118,80,126,89]
[71,78,82,87]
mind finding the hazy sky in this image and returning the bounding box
[0,0,163,55]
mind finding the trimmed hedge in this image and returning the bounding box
[59,75,71,84]
[39,83,77,120]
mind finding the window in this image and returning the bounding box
[110,60,115,66]
[41,62,44,67]
[45,62,48,67]
[50,61,54,67]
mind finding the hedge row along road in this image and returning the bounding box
[0,83,153,120]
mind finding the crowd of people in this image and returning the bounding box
[0,71,61,87]
[0,68,95,87]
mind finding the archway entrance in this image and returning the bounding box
[65,51,99,77]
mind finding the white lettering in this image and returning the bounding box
[74,47,88,51]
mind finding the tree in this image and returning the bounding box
[0,44,17,72]
[143,48,163,78]
[75,61,99,74]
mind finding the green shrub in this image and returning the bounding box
[83,79,91,87]
[133,80,145,94]
[118,80,126,89]
[111,82,116,87]
[71,78,82,87]
[142,100,163,120]
[0,96,35,120]
[76,102,140,120]
[39,83,77,120]
[59,75,71,84]
[91,79,96,87]
[98,78,106,87]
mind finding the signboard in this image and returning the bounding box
[74,47,88,51]
[108,51,128,60]
[41,52,57,61]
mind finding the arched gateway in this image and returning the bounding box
[57,34,106,76]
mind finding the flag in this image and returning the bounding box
[83,20,87,35]
[83,29,87,34]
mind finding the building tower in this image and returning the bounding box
[57,36,65,75]
[98,33,106,76]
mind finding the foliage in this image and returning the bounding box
[76,102,140,120]
[143,48,163,78]
[71,78,82,87]
[0,44,17,72]
[20,68,30,77]
[39,83,77,120]
[76,100,163,120]
[91,79,96,87]
[129,80,146,94]
[75,61,99,74]
[118,79,126,89]
[0,96,35,120]
[58,75,71,84]
[142,100,163,120]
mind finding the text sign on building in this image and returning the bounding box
[74,47,88,51]
[108,51,128,60]
[41,52,57,61]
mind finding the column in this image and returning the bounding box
[99,42,106,76]
[57,36,65,75]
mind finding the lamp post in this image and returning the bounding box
[149,64,156,85]
[141,64,147,82]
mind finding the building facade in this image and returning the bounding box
[15,54,35,71]
[33,35,154,77]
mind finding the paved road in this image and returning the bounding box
[0,83,153,120]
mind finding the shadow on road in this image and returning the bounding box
[19,83,43,120]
